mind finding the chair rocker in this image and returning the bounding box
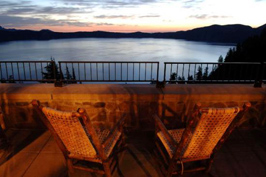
[32,100,126,177]
[153,102,251,177]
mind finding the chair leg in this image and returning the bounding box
[66,159,74,174]
[103,162,112,177]
[166,162,175,177]
[206,157,214,173]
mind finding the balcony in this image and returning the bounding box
[0,83,266,176]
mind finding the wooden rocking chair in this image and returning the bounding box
[153,102,251,177]
[32,100,126,177]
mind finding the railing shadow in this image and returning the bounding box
[0,129,45,166]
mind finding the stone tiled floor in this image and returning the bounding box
[0,128,266,177]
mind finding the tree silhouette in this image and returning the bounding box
[178,76,185,81]
[8,75,15,83]
[218,55,224,63]
[72,68,77,83]
[196,66,202,80]
[65,66,72,80]
[203,67,208,80]
[169,72,177,84]
[42,57,61,82]
[64,66,77,84]
[188,75,193,81]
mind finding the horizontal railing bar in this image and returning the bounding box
[0,80,55,83]
[66,80,155,82]
[0,79,55,81]
[164,62,261,65]
[0,61,261,64]
[59,61,159,64]
[0,61,53,63]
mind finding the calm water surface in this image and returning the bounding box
[0,38,234,62]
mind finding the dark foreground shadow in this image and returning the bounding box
[0,129,45,166]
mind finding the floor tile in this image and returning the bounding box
[23,153,66,177]
[40,136,62,154]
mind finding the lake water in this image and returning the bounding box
[0,38,234,62]
[0,38,234,82]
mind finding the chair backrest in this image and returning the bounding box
[41,106,98,158]
[181,106,240,160]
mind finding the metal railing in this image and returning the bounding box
[58,61,159,83]
[163,62,265,85]
[0,61,56,83]
[0,60,265,87]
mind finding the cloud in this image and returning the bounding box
[189,14,230,19]
[2,6,91,16]
[61,0,158,8]
[94,15,134,19]
[182,0,204,8]
[0,0,32,8]
[62,0,157,4]
[95,22,114,26]
[37,7,91,15]
[0,0,93,16]
[104,0,158,6]
[139,15,160,18]
[0,0,36,11]
[4,8,36,14]
[0,15,91,27]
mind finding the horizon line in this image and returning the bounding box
[1,23,265,34]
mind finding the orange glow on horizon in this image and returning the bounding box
[15,25,191,33]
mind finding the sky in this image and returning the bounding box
[0,0,266,32]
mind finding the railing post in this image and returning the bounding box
[156,62,159,82]
[254,61,264,88]
[156,63,166,88]
[163,63,166,83]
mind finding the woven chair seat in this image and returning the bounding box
[68,129,121,160]
[97,129,121,158]
[157,129,185,158]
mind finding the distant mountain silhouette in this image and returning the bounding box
[0,24,265,43]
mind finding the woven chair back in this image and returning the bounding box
[182,107,240,160]
[42,107,97,158]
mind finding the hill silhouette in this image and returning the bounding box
[224,29,266,62]
[0,24,266,43]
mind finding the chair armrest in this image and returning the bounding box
[102,113,126,148]
[153,114,177,147]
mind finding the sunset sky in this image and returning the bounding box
[0,0,266,32]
